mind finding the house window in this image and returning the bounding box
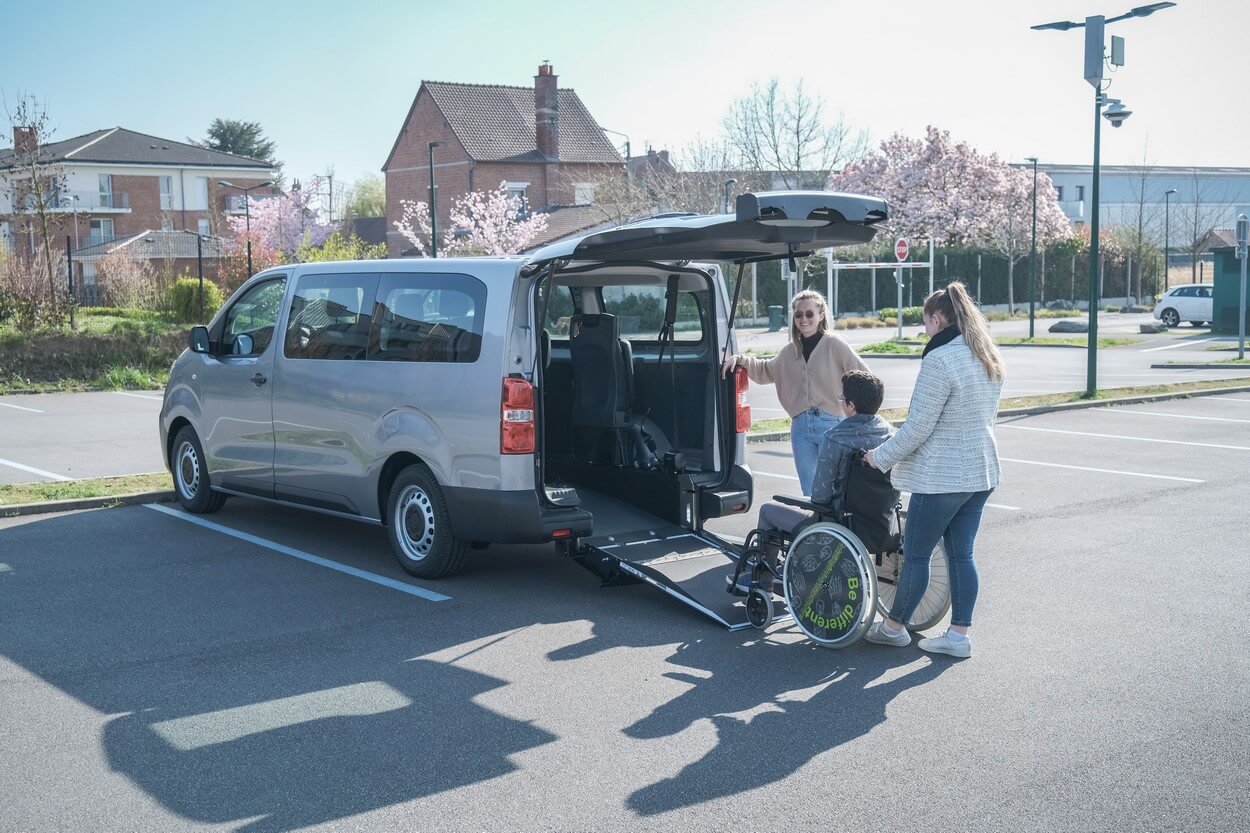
[1055,186,1064,201]
[89,218,114,245]
[197,218,211,237]
[574,183,595,205]
[1076,185,1085,201]
[159,176,173,210]
[196,177,209,209]
[99,174,113,209]
[504,181,530,217]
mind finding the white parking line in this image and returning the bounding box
[1092,407,1250,424]
[0,401,44,413]
[143,504,452,602]
[1000,457,1204,483]
[113,391,163,401]
[1141,337,1218,353]
[1218,398,1250,404]
[997,424,1250,451]
[753,470,1020,510]
[0,458,71,481]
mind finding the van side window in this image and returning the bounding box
[367,273,486,363]
[285,273,379,360]
[541,283,575,337]
[600,284,704,342]
[220,278,286,357]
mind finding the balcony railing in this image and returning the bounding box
[83,231,120,247]
[21,189,131,212]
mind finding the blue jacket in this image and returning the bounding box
[809,413,896,511]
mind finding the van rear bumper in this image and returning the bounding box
[444,486,594,543]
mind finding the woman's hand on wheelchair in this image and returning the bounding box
[863,449,878,470]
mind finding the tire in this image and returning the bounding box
[1160,308,1180,328]
[782,522,877,649]
[746,587,774,629]
[874,538,952,631]
[386,464,468,579]
[170,426,226,514]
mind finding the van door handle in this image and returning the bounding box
[250,373,267,387]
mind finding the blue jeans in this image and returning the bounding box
[790,408,840,495]
[888,489,993,629]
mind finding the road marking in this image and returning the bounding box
[1000,457,1204,483]
[1092,407,1250,424]
[0,401,44,413]
[754,471,1018,510]
[1218,398,1250,404]
[1141,337,1218,353]
[143,504,452,602]
[113,391,163,401]
[0,458,71,481]
[997,424,1250,451]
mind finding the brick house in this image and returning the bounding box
[383,62,623,256]
[0,126,276,284]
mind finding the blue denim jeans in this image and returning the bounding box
[790,408,841,495]
[888,489,993,629]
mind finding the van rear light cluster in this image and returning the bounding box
[734,366,751,433]
[501,377,536,454]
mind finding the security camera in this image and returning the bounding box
[1103,101,1132,128]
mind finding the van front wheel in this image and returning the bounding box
[387,465,467,579]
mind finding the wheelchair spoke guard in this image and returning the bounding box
[782,523,877,648]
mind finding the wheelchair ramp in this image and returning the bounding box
[580,526,790,631]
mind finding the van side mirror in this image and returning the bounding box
[189,326,210,354]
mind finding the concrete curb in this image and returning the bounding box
[746,382,1250,443]
[2,490,174,518]
[1152,363,1250,370]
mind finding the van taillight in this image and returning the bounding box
[734,366,751,433]
[501,377,536,454]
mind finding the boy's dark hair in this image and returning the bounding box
[841,370,884,415]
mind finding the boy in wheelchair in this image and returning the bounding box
[729,370,896,596]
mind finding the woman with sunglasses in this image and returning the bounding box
[721,289,868,494]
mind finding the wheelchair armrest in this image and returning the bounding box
[773,495,838,518]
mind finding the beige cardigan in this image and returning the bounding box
[738,334,868,418]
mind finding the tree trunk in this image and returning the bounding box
[1007,258,1015,313]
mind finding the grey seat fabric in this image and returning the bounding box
[568,313,661,468]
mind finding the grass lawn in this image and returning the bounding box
[0,471,172,507]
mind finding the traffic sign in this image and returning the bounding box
[894,238,909,261]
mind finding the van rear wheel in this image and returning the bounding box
[387,465,467,579]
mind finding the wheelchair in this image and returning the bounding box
[728,452,952,648]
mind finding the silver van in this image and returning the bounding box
[160,192,887,626]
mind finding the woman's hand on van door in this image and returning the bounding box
[721,354,741,378]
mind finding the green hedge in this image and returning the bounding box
[166,277,224,323]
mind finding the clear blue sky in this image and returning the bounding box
[2,0,1245,192]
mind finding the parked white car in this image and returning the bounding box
[1153,283,1213,328]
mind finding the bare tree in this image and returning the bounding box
[1,94,70,325]
[1178,167,1235,283]
[722,79,868,189]
[1117,144,1163,303]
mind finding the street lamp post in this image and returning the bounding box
[218,179,274,277]
[1163,188,1177,292]
[427,142,443,258]
[1026,156,1039,338]
[1032,1,1175,397]
[722,178,737,214]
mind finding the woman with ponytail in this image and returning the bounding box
[863,281,1003,658]
[722,289,868,494]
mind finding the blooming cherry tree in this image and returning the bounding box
[393,182,549,257]
[227,175,338,258]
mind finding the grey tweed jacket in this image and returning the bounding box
[872,335,1003,494]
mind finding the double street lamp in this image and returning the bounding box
[1025,156,1039,338]
[218,179,274,277]
[1032,1,1175,397]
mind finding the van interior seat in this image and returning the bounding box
[568,312,664,468]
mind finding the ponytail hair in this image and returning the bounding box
[789,289,831,353]
[923,281,1004,381]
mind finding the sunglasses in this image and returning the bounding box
[793,310,819,320]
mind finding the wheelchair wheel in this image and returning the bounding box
[874,538,952,631]
[746,587,774,629]
[782,522,877,649]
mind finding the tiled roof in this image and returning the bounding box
[522,204,616,251]
[1202,227,1238,249]
[0,127,273,170]
[423,82,622,164]
[75,230,228,259]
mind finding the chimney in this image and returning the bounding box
[535,62,559,160]
[13,126,36,153]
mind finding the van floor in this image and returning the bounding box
[574,487,669,538]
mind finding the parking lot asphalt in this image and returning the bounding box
[2,395,1246,833]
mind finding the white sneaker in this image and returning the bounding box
[864,621,911,647]
[918,630,972,658]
